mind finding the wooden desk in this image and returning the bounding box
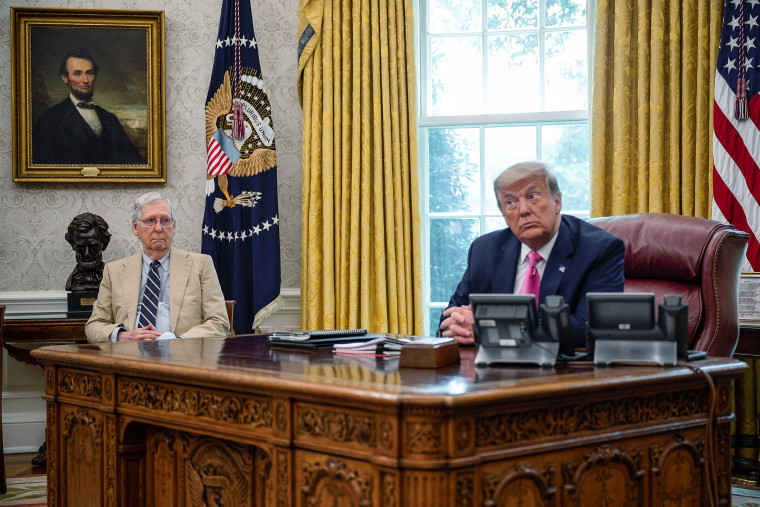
[33,336,745,506]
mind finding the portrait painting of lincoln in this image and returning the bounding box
[30,27,149,166]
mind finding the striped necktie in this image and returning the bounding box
[138,260,161,328]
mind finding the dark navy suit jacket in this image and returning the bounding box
[33,97,145,165]
[442,214,625,352]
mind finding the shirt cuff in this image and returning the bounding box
[109,326,125,343]
[156,332,177,341]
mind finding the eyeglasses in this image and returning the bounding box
[139,217,174,228]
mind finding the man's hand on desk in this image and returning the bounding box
[117,325,163,342]
[440,305,475,345]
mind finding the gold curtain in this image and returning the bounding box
[591,0,723,217]
[297,0,423,333]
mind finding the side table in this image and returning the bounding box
[1,318,87,471]
[733,323,760,483]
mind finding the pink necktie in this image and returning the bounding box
[520,251,542,306]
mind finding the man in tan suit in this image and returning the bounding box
[85,191,229,343]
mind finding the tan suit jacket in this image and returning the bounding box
[85,249,230,343]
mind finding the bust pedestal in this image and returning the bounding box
[66,290,98,319]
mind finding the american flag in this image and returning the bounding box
[713,0,760,271]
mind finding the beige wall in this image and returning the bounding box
[0,0,303,295]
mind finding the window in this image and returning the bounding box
[418,0,591,334]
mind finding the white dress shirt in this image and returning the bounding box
[512,230,560,294]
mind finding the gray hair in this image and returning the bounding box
[493,161,561,210]
[131,191,176,222]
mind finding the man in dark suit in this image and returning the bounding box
[32,48,145,165]
[439,161,625,353]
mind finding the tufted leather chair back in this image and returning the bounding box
[588,213,749,357]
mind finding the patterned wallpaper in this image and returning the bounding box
[0,0,302,292]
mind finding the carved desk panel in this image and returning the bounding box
[32,335,745,507]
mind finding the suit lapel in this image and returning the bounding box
[63,99,97,142]
[169,250,192,332]
[117,253,143,330]
[541,220,574,299]
[492,232,521,293]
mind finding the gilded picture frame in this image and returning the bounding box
[11,8,166,182]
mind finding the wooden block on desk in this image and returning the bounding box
[399,337,460,368]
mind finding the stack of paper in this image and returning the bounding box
[333,336,412,356]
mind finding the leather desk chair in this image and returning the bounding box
[588,213,749,357]
[225,300,235,336]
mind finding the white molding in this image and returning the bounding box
[0,288,301,317]
[3,417,45,454]
[2,389,45,400]
[277,288,300,311]
[4,411,45,424]
[0,291,69,319]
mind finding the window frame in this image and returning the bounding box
[416,0,593,334]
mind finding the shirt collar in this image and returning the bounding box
[142,251,170,270]
[68,93,95,108]
[518,223,560,264]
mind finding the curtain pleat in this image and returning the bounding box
[591,0,723,217]
[298,0,423,333]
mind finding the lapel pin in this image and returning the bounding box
[559,265,566,272]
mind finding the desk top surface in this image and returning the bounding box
[32,334,745,405]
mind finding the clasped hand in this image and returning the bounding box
[440,305,475,345]
[117,325,162,342]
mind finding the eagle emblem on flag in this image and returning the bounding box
[202,0,282,334]
[205,69,276,213]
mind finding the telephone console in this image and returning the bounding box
[470,293,572,367]
[586,293,706,366]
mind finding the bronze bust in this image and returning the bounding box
[65,213,111,292]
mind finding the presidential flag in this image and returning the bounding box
[202,0,282,333]
[713,0,760,270]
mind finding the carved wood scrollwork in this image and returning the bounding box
[455,470,474,507]
[62,407,104,505]
[276,449,290,507]
[717,425,732,500]
[275,401,288,433]
[104,416,116,507]
[103,376,113,404]
[562,445,644,506]
[483,464,555,507]
[476,390,702,448]
[186,439,253,507]
[120,378,272,428]
[63,407,102,440]
[45,367,55,394]
[379,420,394,451]
[301,457,372,507]
[145,428,259,507]
[650,436,705,505]
[380,471,397,507]
[406,421,442,455]
[454,418,473,454]
[47,404,57,507]
[296,405,376,447]
[254,447,273,506]
[147,429,178,502]
[717,383,731,414]
[60,370,102,399]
